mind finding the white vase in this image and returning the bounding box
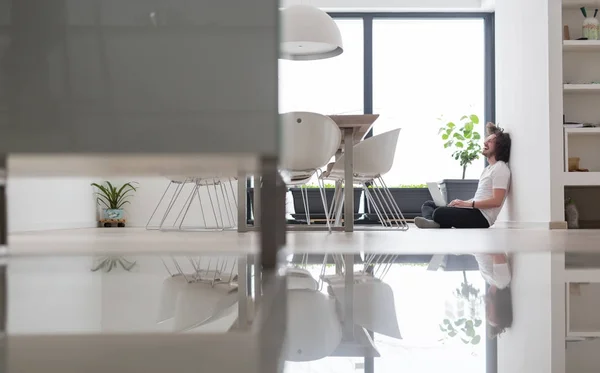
[583,17,599,40]
[565,199,580,229]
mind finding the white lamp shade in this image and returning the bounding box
[280,5,343,61]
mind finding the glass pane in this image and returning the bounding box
[373,19,486,185]
[279,19,364,115]
[374,264,486,373]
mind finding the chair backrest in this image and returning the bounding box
[280,112,341,171]
[334,128,401,176]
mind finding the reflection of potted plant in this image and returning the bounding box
[439,271,484,346]
[91,181,138,222]
[366,184,431,220]
[437,114,482,202]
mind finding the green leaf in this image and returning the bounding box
[453,133,465,140]
[466,320,474,329]
[439,324,447,332]
[471,335,481,345]
[455,142,464,148]
[443,319,451,325]
[470,114,479,124]
[460,115,468,120]
[461,338,470,344]
[466,327,475,337]
[442,134,449,140]
[447,122,456,128]
[473,132,481,140]
[464,123,474,132]
[455,318,466,326]
[448,331,458,337]
[444,142,451,149]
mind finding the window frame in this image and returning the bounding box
[323,13,496,373]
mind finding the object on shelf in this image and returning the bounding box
[582,7,600,40]
[565,25,571,40]
[569,157,581,171]
[564,122,585,128]
[566,197,580,229]
[569,157,590,172]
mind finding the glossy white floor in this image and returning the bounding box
[8,226,600,256]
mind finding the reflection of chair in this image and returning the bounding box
[322,128,409,230]
[280,112,341,231]
[157,256,239,332]
[286,289,343,362]
[323,254,402,340]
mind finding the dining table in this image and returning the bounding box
[237,114,380,233]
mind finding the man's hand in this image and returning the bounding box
[448,199,471,208]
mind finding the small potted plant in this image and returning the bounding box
[91,181,138,225]
[437,114,482,202]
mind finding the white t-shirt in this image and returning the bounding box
[472,161,511,226]
[473,254,511,289]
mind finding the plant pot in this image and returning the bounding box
[103,209,124,220]
[439,179,479,202]
[365,188,431,219]
[290,188,362,220]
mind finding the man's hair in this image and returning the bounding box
[488,286,513,338]
[486,122,511,163]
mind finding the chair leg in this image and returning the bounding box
[146,181,174,230]
[377,177,409,231]
[363,185,391,228]
[315,169,332,232]
[159,179,191,230]
[300,185,311,225]
[173,181,199,229]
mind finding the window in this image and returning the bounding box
[372,19,486,185]
[279,19,364,115]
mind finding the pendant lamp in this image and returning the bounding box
[280,4,343,61]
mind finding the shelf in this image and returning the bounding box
[563,1,600,8]
[564,40,600,51]
[567,331,600,338]
[566,268,600,282]
[564,84,600,92]
[564,172,600,186]
[7,154,259,177]
[565,127,600,134]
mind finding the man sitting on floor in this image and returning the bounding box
[415,122,512,229]
[474,253,513,336]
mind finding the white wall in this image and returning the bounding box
[494,0,563,225]
[497,253,565,373]
[7,177,97,232]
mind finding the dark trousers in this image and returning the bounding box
[421,200,490,229]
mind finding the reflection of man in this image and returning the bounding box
[474,253,513,336]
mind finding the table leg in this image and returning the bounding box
[343,254,355,340]
[254,175,261,229]
[237,171,248,232]
[0,155,6,371]
[344,129,354,232]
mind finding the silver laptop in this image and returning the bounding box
[426,182,447,207]
[427,181,474,209]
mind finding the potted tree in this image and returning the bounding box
[437,114,482,202]
[91,181,138,227]
[439,271,484,346]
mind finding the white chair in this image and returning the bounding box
[280,112,341,231]
[146,175,238,231]
[322,128,408,230]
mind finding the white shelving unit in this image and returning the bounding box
[0,1,285,373]
[562,0,600,231]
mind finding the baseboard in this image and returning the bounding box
[549,221,568,230]
[493,221,559,230]
[9,220,97,233]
